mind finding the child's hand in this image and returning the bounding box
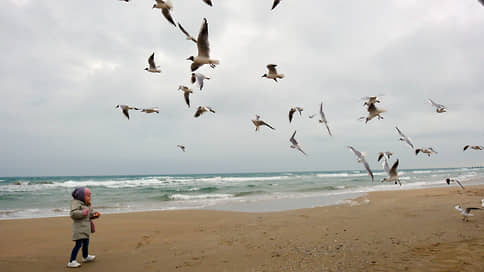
[82,209,89,216]
[94,212,100,218]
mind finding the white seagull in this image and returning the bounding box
[187,18,220,72]
[455,205,481,221]
[288,107,304,123]
[145,52,161,73]
[115,105,139,120]
[428,98,447,113]
[262,64,285,82]
[177,23,197,43]
[289,131,307,156]
[178,85,193,108]
[194,106,215,118]
[252,115,275,131]
[191,72,210,90]
[347,146,374,181]
[381,159,401,186]
[318,102,332,136]
[362,102,385,123]
[446,178,464,190]
[463,145,484,151]
[395,126,415,150]
[415,147,438,157]
[152,0,176,27]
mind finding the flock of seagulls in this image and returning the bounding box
[110,1,483,221]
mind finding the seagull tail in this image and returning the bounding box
[278,74,285,79]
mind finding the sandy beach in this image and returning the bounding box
[1,185,483,272]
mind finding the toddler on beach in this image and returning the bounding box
[67,187,100,268]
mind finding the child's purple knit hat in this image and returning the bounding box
[71,187,91,202]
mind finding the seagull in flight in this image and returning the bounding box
[415,147,438,157]
[152,0,176,27]
[177,145,186,152]
[446,178,464,190]
[377,151,393,162]
[347,146,374,181]
[318,102,332,136]
[288,107,304,123]
[191,72,210,90]
[463,145,484,151]
[362,102,385,123]
[271,0,281,10]
[252,115,275,131]
[178,85,193,107]
[178,23,197,43]
[395,126,415,150]
[381,159,401,186]
[187,18,220,71]
[289,131,307,156]
[455,205,481,221]
[115,105,139,120]
[428,98,447,113]
[194,106,215,118]
[262,64,285,82]
[145,52,161,73]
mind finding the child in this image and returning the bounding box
[67,187,101,268]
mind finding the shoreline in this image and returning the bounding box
[1,185,484,271]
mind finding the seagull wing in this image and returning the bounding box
[202,0,212,6]
[191,62,203,72]
[197,18,210,58]
[194,107,204,117]
[389,159,399,177]
[191,73,196,84]
[196,73,206,90]
[122,108,130,120]
[324,122,332,136]
[463,145,470,151]
[267,64,278,75]
[161,8,176,26]
[148,53,156,69]
[455,179,465,190]
[178,23,197,43]
[183,91,191,107]
[347,146,362,159]
[261,121,275,130]
[382,158,390,174]
[297,146,307,156]
[362,159,374,181]
[289,131,298,145]
[289,108,295,123]
[272,0,281,10]
[395,126,405,138]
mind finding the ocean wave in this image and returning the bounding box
[169,194,233,201]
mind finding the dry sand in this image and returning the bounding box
[1,185,484,272]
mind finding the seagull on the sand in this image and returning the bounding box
[194,106,215,118]
[446,178,464,190]
[362,102,385,123]
[381,159,401,186]
[289,131,307,156]
[178,23,197,43]
[377,152,393,162]
[177,145,186,152]
[252,115,275,131]
[140,107,159,114]
[318,102,332,136]
[288,107,304,123]
[362,95,383,106]
[347,146,374,181]
[191,72,210,90]
[395,126,415,149]
[202,0,212,6]
[145,52,161,73]
[428,98,447,113]
[455,205,481,221]
[262,64,285,82]
[463,145,484,151]
[415,147,438,157]
[187,18,220,72]
[178,85,193,107]
[115,105,139,120]
[271,0,281,10]
[152,0,176,27]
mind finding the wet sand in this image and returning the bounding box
[1,185,483,271]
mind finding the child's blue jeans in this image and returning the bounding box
[70,238,89,262]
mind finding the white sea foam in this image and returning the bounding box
[169,194,233,201]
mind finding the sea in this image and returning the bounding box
[1,167,483,219]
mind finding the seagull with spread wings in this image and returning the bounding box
[178,86,193,107]
[381,159,401,186]
[115,105,139,120]
[289,131,307,156]
[446,178,464,190]
[463,145,484,151]
[194,106,215,118]
[187,18,219,71]
[395,126,415,150]
[318,102,332,136]
[262,64,285,82]
[252,115,275,131]
[455,205,481,221]
[347,146,374,181]
[140,107,159,114]
[288,107,303,123]
[428,98,447,113]
[191,72,210,90]
[144,52,161,73]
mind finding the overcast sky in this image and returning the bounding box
[2,0,484,177]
